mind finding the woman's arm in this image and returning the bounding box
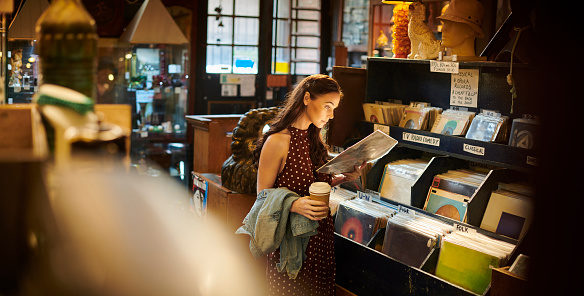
[330,162,367,187]
[256,133,288,193]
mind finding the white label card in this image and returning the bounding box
[430,60,459,73]
[463,143,485,156]
[398,205,416,218]
[453,223,477,236]
[403,132,440,147]
[450,69,479,108]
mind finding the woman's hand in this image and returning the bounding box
[332,162,367,186]
[290,197,329,220]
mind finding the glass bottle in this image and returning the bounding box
[35,0,98,100]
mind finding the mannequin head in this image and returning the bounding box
[441,20,478,56]
[437,0,484,57]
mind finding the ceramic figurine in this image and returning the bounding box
[407,1,441,60]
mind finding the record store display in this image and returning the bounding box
[334,199,396,246]
[435,231,516,294]
[431,169,487,198]
[362,102,407,126]
[480,183,534,240]
[430,109,475,136]
[398,105,442,131]
[465,113,510,142]
[378,158,429,205]
[329,186,357,215]
[381,212,451,268]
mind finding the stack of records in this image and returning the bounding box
[362,103,386,124]
[430,109,476,136]
[435,231,516,294]
[334,199,397,246]
[423,169,487,222]
[398,105,442,131]
[329,186,357,216]
[480,182,534,240]
[362,102,407,126]
[378,158,430,205]
[465,113,510,142]
[381,212,452,268]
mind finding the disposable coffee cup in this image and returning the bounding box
[309,182,331,206]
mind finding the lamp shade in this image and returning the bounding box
[119,0,188,45]
[8,0,50,40]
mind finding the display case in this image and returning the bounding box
[331,56,540,295]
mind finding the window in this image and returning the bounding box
[207,0,260,74]
[272,0,321,75]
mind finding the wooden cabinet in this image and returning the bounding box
[185,115,242,174]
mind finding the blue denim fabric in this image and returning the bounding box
[235,187,319,279]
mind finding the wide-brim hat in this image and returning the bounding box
[437,0,485,38]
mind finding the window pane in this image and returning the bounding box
[292,36,319,47]
[274,0,290,18]
[296,0,320,9]
[233,46,258,74]
[296,10,319,20]
[234,18,259,45]
[294,21,319,34]
[272,47,290,74]
[206,45,232,73]
[208,0,233,15]
[207,16,233,45]
[273,19,290,46]
[293,48,318,61]
[235,0,259,16]
[293,62,319,75]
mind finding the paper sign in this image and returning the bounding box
[240,75,256,97]
[430,60,459,73]
[221,84,237,97]
[450,69,479,108]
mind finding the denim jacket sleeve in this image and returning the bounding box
[235,187,319,279]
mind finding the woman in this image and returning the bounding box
[254,74,363,295]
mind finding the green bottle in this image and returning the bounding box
[35,0,98,101]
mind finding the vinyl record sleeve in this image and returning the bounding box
[431,175,480,198]
[480,190,533,239]
[381,220,436,268]
[334,202,378,245]
[435,239,502,294]
[508,118,539,149]
[423,188,469,222]
[317,130,398,174]
[465,114,502,142]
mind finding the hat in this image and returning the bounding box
[437,0,485,38]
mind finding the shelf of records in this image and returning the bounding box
[328,156,533,295]
[362,101,539,172]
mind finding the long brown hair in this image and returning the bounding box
[253,74,343,169]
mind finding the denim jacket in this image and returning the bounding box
[235,187,319,279]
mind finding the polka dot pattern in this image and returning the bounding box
[267,126,335,295]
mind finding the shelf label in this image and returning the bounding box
[450,69,479,108]
[430,60,459,73]
[403,132,440,147]
[374,123,390,135]
[453,223,478,236]
[463,143,485,156]
[527,156,539,166]
[357,190,380,202]
[398,205,416,218]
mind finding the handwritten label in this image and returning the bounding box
[374,123,390,135]
[357,190,379,202]
[398,205,416,218]
[453,223,477,236]
[463,143,485,156]
[403,132,440,147]
[450,69,479,108]
[430,60,459,73]
[526,156,539,166]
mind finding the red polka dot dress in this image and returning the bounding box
[267,126,335,295]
